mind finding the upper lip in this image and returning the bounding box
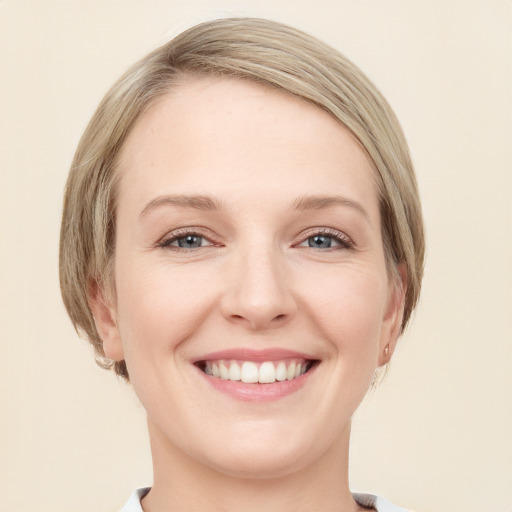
[192,348,317,363]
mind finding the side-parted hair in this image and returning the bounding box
[60,18,425,380]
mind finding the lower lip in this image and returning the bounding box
[196,365,317,402]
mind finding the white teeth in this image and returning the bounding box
[240,361,259,383]
[203,359,312,384]
[229,361,241,381]
[276,362,287,381]
[219,361,230,380]
[287,362,296,380]
[258,362,276,383]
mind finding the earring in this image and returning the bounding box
[384,344,390,357]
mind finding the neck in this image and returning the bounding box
[142,419,363,512]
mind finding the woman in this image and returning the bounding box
[60,18,424,512]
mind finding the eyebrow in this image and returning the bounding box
[139,194,221,218]
[292,194,370,222]
[139,193,370,223]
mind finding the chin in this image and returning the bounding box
[204,446,316,480]
[191,422,335,480]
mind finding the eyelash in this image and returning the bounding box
[296,228,354,250]
[157,227,354,252]
[157,228,220,251]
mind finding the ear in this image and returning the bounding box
[88,278,125,361]
[378,263,407,367]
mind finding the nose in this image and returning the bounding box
[221,246,297,331]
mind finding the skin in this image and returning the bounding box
[90,76,405,512]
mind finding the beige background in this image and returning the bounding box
[1,1,511,511]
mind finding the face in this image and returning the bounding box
[93,76,404,478]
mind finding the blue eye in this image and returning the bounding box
[298,230,353,250]
[159,233,213,250]
[308,234,335,248]
[175,235,205,248]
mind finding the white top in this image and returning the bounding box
[120,488,411,512]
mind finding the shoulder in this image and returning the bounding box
[353,492,413,512]
[119,488,150,512]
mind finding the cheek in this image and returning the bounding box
[307,266,387,359]
[114,259,218,363]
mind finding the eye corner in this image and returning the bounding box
[294,227,354,251]
[156,227,223,252]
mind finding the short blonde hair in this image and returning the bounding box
[60,17,425,379]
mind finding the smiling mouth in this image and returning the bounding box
[196,359,318,384]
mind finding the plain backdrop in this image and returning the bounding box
[0,1,511,511]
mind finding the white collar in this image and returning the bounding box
[120,488,411,512]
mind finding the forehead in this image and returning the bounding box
[116,75,378,218]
